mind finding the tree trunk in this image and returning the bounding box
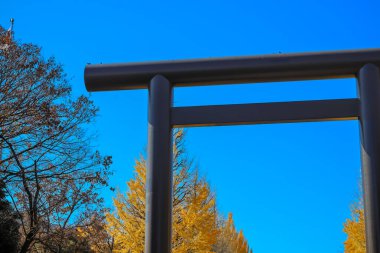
[19,232,35,253]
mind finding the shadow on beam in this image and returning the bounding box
[171,99,359,127]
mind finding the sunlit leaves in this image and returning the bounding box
[344,206,366,253]
[107,130,252,253]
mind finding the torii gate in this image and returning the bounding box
[84,49,380,253]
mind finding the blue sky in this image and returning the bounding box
[2,0,380,252]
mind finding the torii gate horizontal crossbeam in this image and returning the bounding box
[85,48,380,91]
[171,98,359,127]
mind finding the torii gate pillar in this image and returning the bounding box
[359,64,380,252]
[145,75,173,253]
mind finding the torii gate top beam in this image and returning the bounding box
[85,48,380,91]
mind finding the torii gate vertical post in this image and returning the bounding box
[84,49,380,253]
[145,75,173,253]
[358,64,380,252]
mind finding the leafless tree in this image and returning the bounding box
[0,26,112,253]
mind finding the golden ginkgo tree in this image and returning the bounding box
[343,202,366,253]
[106,130,252,253]
[214,213,252,253]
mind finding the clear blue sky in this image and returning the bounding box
[2,0,380,252]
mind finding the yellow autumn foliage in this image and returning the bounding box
[106,130,219,253]
[106,157,146,252]
[172,175,218,253]
[343,206,366,253]
[215,213,252,253]
[77,219,114,253]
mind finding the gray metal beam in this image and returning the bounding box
[358,64,380,253]
[145,75,173,253]
[84,49,380,91]
[171,99,359,127]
